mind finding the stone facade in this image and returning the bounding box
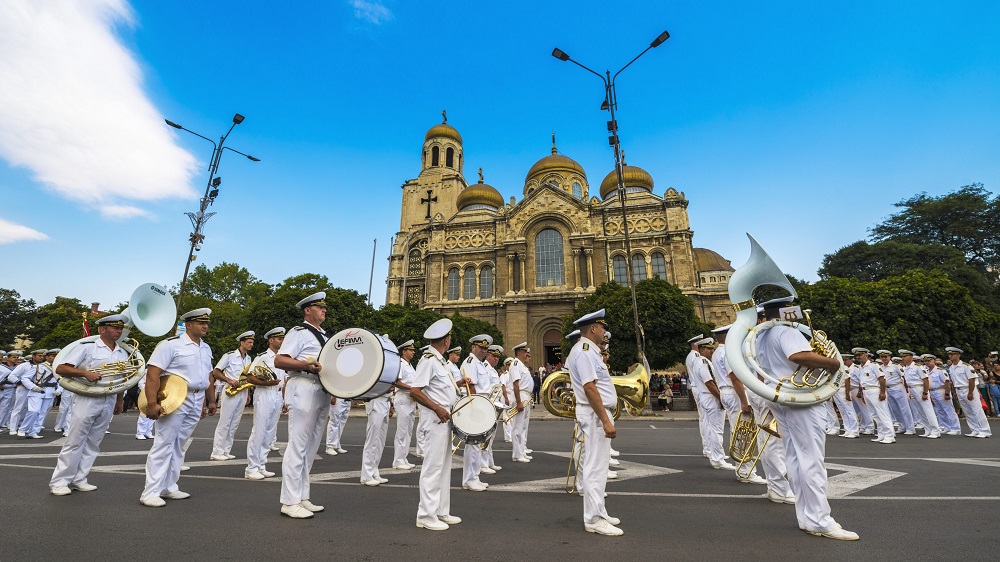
[386,117,735,365]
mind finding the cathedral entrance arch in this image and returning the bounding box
[543,328,563,367]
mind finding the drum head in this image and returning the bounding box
[451,395,497,435]
[319,328,399,399]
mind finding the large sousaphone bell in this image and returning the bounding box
[53,283,177,397]
[725,234,845,407]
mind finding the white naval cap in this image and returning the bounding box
[711,324,731,334]
[236,330,255,341]
[45,348,60,355]
[573,308,607,328]
[180,308,212,322]
[565,329,581,341]
[840,353,854,359]
[694,337,716,348]
[503,357,514,366]
[512,342,529,353]
[424,318,453,341]
[8,350,22,356]
[264,327,286,339]
[851,347,870,355]
[686,333,704,344]
[920,353,936,360]
[0,350,6,356]
[420,344,430,352]
[944,346,963,354]
[891,357,901,362]
[759,296,796,309]
[876,349,891,356]
[397,339,416,351]
[96,313,127,327]
[898,349,915,356]
[603,331,611,342]
[469,333,493,347]
[446,346,462,354]
[487,344,504,356]
[296,291,327,309]
[30,349,46,355]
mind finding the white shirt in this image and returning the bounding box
[250,349,286,393]
[59,337,131,394]
[566,338,616,411]
[446,361,462,382]
[397,361,417,395]
[20,361,55,392]
[8,361,37,384]
[460,354,492,393]
[277,322,327,377]
[754,325,812,380]
[684,349,700,378]
[147,333,214,392]
[882,362,904,385]
[848,364,861,386]
[690,356,717,396]
[948,361,976,388]
[508,358,534,399]
[927,365,949,389]
[411,347,458,408]
[857,360,883,389]
[711,344,732,388]
[215,349,251,382]
[902,363,927,387]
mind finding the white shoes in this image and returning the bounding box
[210,454,228,461]
[161,490,190,500]
[393,463,415,470]
[463,482,488,492]
[325,447,339,455]
[362,479,381,487]
[140,496,166,508]
[972,432,990,438]
[825,428,840,435]
[903,430,915,435]
[946,430,961,435]
[438,514,462,524]
[923,432,940,439]
[609,448,619,457]
[602,515,621,525]
[269,444,280,451]
[377,476,388,483]
[281,504,314,519]
[839,432,858,438]
[50,486,72,496]
[766,488,796,504]
[261,469,276,477]
[136,435,147,440]
[608,458,621,467]
[479,466,496,475]
[246,469,265,480]
[416,517,449,531]
[300,500,324,512]
[738,473,767,485]
[488,465,502,471]
[513,457,531,463]
[71,481,97,492]
[336,447,348,454]
[607,470,618,479]
[526,448,534,455]
[180,465,191,471]
[225,454,236,459]
[585,519,624,536]
[712,461,737,470]
[805,527,860,541]
[16,431,25,437]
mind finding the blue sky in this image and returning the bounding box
[1,1,998,312]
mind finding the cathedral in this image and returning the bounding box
[385,115,736,365]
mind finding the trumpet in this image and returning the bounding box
[500,398,533,423]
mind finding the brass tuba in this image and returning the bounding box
[225,359,276,397]
[540,362,649,421]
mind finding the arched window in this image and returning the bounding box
[631,254,647,283]
[407,249,423,276]
[651,252,666,280]
[535,229,565,287]
[572,181,582,198]
[463,266,476,299]
[710,276,717,283]
[612,255,628,285]
[479,266,493,298]
[446,147,454,168]
[431,146,440,166]
[447,268,459,300]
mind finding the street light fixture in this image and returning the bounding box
[552,30,670,366]
[165,113,260,312]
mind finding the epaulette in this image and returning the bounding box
[256,351,268,358]
[166,336,180,341]
[423,352,433,359]
[511,359,520,367]
[80,341,96,346]
[292,326,307,331]
[465,356,474,364]
[582,342,590,351]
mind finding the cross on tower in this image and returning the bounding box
[421,189,437,219]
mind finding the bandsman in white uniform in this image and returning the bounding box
[566,309,622,536]
[2,351,26,430]
[49,315,129,495]
[7,350,45,436]
[899,350,940,438]
[275,292,333,519]
[210,331,255,460]
[877,350,915,434]
[925,354,961,434]
[423,345,462,458]
[20,349,59,438]
[500,357,514,442]
[691,338,733,469]
[460,334,493,491]
[832,354,859,438]
[0,352,16,429]
[854,348,895,443]
[685,334,710,457]
[325,395,351,456]
[139,308,217,507]
[391,340,418,470]
[946,347,991,437]
[135,374,154,439]
[755,299,858,540]
[508,342,534,463]
[245,327,287,480]
[54,383,74,435]
[479,344,504,474]
[359,337,398,485]
[847,354,874,435]
[711,325,766,484]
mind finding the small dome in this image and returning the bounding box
[599,165,654,200]
[425,123,462,144]
[457,180,503,211]
[692,248,734,273]
[523,133,586,193]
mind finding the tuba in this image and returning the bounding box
[540,362,650,421]
[53,283,176,397]
[725,234,846,407]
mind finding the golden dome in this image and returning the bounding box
[457,179,504,211]
[599,165,654,200]
[693,248,734,272]
[523,133,586,192]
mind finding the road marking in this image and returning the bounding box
[0,450,150,461]
[825,463,906,498]
[649,425,657,429]
[923,458,1000,469]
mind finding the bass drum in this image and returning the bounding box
[451,395,498,445]
[318,328,400,400]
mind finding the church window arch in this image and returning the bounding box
[431,146,440,167]
[463,266,476,299]
[572,181,582,198]
[612,255,628,285]
[446,147,454,168]
[447,268,459,300]
[407,248,423,276]
[535,229,565,287]
[651,252,667,280]
[479,265,494,298]
[631,253,647,283]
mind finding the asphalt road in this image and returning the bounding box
[0,409,997,561]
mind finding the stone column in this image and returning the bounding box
[572,248,581,289]
[519,253,527,294]
[475,266,481,300]
[506,254,515,295]
[585,249,595,289]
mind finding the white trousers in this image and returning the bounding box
[695,392,708,455]
[247,388,282,472]
[481,424,497,468]
[831,390,859,435]
[907,387,940,434]
[0,387,14,427]
[462,442,482,486]
[280,377,328,506]
[55,391,74,431]
[392,393,417,466]
[326,398,350,448]
[720,387,761,479]
[7,386,28,431]
[503,418,512,440]
[141,392,204,500]
[416,408,452,522]
[696,392,726,464]
[511,408,530,459]
[361,395,390,481]
[136,413,154,437]
[955,387,991,435]
[21,389,55,435]
[885,385,914,431]
[415,408,429,456]
[930,389,961,431]
[906,390,923,426]
[747,393,790,497]
[211,390,247,456]
[578,407,612,525]
[772,402,836,533]
[852,395,874,431]
[823,400,839,432]
[863,388,895,440]
[50,394,115,487]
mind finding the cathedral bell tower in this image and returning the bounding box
[398,111,466,232]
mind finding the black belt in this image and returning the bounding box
[41,383,57,388]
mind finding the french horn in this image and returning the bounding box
[724,234,846,407]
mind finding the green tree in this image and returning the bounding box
[25,297,89,344]
[185,262,271,306]
[869,183,1000,278]
[35,318,90,350]
[564,280,711,372]
[0,288,35,348]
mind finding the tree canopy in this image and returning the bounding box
[0,288,35,348]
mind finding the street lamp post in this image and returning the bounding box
[552,30,670,365]
[165,113,260,311]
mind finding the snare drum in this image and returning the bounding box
[451,395,498,445]
[318,328,400,400]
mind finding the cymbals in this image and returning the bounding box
[138,374,189,416]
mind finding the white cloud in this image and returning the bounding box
[349,0,393,25]
[0,0,198,219]
[0,218,48,244]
